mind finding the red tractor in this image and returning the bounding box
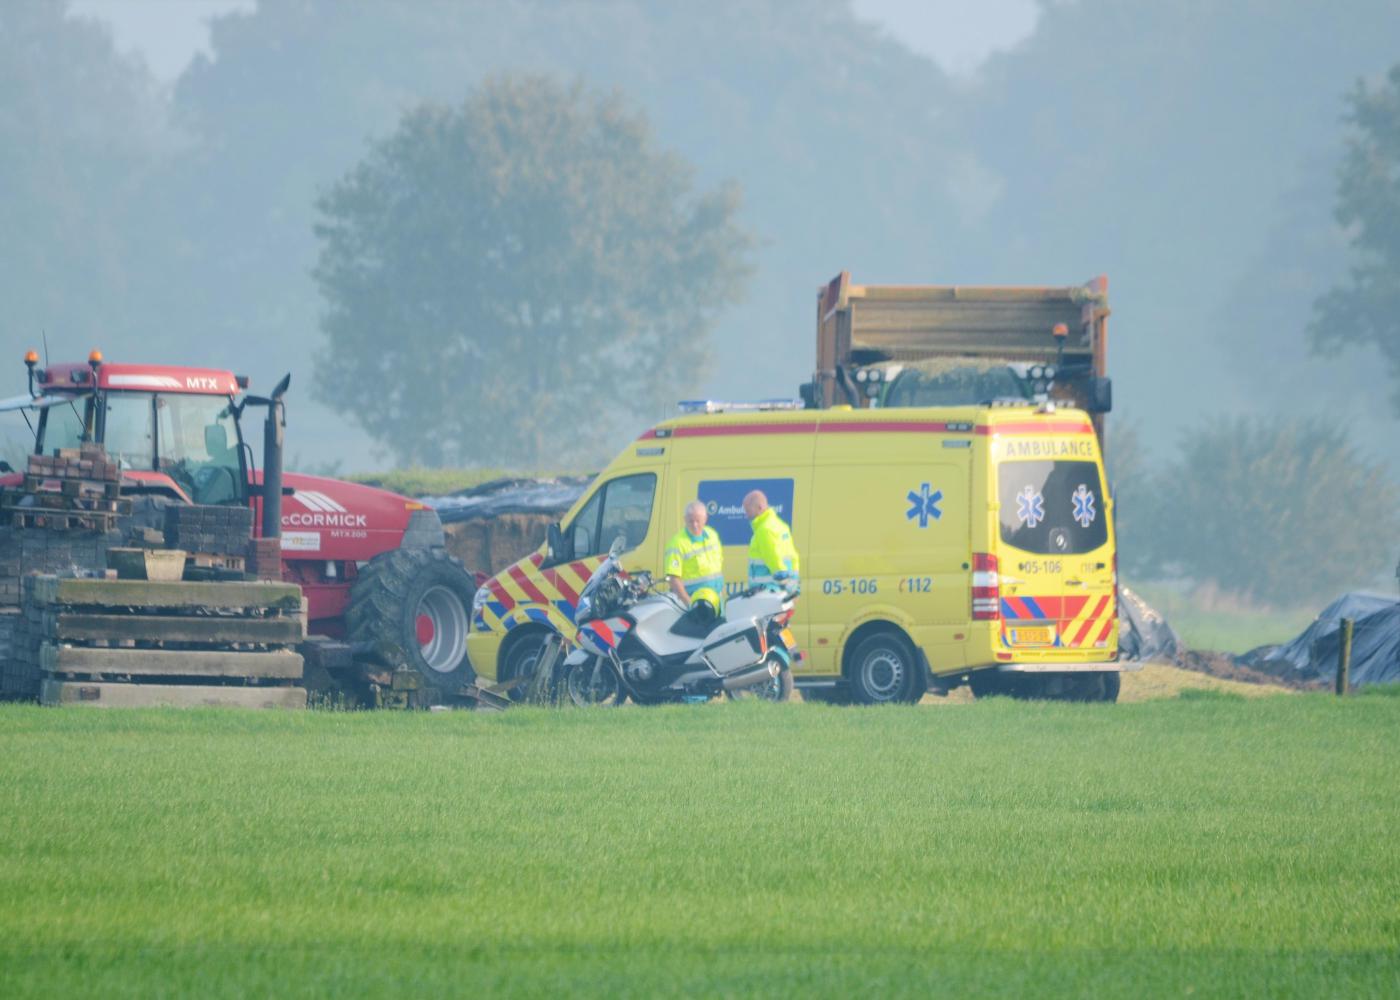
[0,351,477,700]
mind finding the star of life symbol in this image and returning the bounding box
[1016,485,1045,528]
[905,483,943,528]
[1072,484,1096,528]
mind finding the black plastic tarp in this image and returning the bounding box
[1244,592,1400,686]
[1118,586,1181,662]
[424,476,592,525]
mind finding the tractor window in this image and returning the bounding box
[102,392,156,470]
[884,366,1030,407]
[38,397,89,455]
[155,394,244,504]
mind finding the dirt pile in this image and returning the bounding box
[1173,648,1314,690]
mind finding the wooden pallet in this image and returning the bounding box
[4,509,120,531]
[28,576,303,613]
[21,476,123,500]
[5,494,128,513]
[43,610,304,645]
[41,680,307,709]
[41,644,303,679]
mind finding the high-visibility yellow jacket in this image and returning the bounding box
[747,508,799,588]
[662,526,724,598]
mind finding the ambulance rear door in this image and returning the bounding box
[992,441,1116,660]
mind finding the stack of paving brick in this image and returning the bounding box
[246,536,283,581]
[0,528,120,608]
[0,609,17,699]
[20,575,306,708]
[163,504,254,574]
[3,446,127,532]
[4,587,45,699]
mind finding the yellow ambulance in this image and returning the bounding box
[466,401,1121,703]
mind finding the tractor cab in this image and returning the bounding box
[0,351,254,506]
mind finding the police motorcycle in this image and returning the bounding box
[559,536,799,706]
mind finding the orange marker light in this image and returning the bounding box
[88,349,104,364]
[24,350,38,365]
[1052,323,1068,339]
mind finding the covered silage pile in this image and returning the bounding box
[1243,592,1400,688]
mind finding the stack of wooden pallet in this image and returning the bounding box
[19,575,307,709]
[4,447,128,531]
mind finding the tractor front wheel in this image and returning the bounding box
[346,547,476,702]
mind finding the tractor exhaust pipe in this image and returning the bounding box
[721,658,780,693]
[260,373,291,540]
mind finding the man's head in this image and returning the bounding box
[742,490,768,521]
[684,500,708,536]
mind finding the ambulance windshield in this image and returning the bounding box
[997,460,1107,555]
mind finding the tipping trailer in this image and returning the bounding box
[802,272,1113,446]
[0,351,478,703]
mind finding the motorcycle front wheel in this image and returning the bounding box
[725,654,794,703]
[563,657,625,707]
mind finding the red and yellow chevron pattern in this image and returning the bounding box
[1000,593,1116,649]
[474,551,606,636]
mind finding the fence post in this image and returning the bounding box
[1335,618,1354,696]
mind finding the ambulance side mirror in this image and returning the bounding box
[1088,376,1112,413]
[546,522,568,565]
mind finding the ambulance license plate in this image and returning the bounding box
[1010,626,1054,646]
[779,628,796,649]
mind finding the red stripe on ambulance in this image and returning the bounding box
[508,564,550,606]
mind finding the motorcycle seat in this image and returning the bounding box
[670,610,725,640]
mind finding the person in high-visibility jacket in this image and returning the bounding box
[742,489,800,590]
[663,500,724,607]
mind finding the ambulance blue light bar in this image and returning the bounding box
[678,399,806,414]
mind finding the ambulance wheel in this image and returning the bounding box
[500,629,551,703]
[846,631,920,705]
[1098,671,1121,703]
[346,547,476,701]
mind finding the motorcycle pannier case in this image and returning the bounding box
[698,627,764,673]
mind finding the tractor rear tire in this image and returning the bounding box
[346,547,476,703]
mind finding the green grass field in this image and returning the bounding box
[3,694,1399,997]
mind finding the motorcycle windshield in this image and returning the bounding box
[578,556,618,600]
